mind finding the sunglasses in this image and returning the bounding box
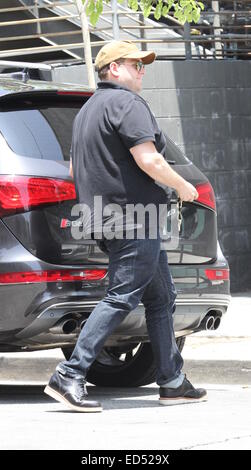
[130,60,145,73]
[116,60,145,73]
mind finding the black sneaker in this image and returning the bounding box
[44,371,102,412]
[159,376,207,406]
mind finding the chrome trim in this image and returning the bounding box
[175,297,231,307]
[38,296,231,318]
[37,300,98,317]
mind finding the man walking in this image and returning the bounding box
[45,40,207,412]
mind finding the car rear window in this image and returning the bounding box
[0,105,81,161]
[0,102,190,164]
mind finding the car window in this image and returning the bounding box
[163,133,190,165]
[0,106,80,161]
[0,105,190,164]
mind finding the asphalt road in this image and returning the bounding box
[0,293,250,450]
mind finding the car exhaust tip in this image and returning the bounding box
[80,319,87,329]
[200,313,222,331]
[50,319,78,335]
[213,315,221,330]
[204,315,215,330]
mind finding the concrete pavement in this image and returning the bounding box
[0,382,250,450]
[0,292,250,450]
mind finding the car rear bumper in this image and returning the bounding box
[0,226,230,350]
[9,289,230,350]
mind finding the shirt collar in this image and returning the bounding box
[97,80,134,93]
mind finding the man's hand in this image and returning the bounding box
[176,181,198,202]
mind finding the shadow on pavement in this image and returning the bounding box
[0,383,161,409]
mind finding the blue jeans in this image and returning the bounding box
[57,236,184,386]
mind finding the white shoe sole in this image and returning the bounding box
[44,385,103,412]
[159,395,208,406]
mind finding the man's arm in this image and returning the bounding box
[130,141,198,202]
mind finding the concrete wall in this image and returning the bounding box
[52,60,251,292]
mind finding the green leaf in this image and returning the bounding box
[141,0,152,16]
[174,10,186,24]
[155,1,163,20]
[90,10,99,26]
[128,0,139,11]
[154,10,161,20]
[185,4,193,13]
[162,5,170,16]
[86,0,94,16]
[143,5,152,17]
[186,12,193,22]
[96,0,103,15]
[82,0,206,27]
[192,9,200,23]
[198,2,205,10]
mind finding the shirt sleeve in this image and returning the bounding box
[110,96,156,149]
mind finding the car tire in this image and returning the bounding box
[61,336,186,387]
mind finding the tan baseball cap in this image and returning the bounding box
[95,40,156,71]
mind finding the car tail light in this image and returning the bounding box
[57,91,93,97]
[195,182,216,210]
[0,176,76,217]
[0,269,107,284]
[205,269,229,281]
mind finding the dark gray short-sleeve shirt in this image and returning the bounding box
[71,81,168,235]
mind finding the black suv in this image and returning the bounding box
[0,76,230,387]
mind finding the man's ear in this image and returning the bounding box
[109,62,120,78]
